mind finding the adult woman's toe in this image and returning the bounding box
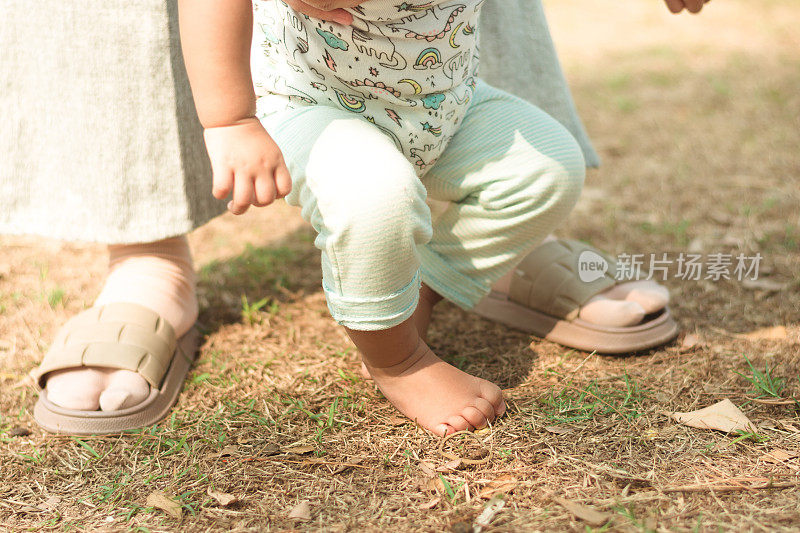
[45,368,105,410]
[99,370,150,411]
[579,297,646,327]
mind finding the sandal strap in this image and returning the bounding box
[32,303,178,389]
[508,239,618,320]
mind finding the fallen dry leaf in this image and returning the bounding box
[418,497,440,510]
[388,415,409,426]
[146,491,182,519]
[216,445,240,457]
[284,445,315,455]
[479,474,518,499]
[40,496,60,511]
[207,487,237,506]
[436,458,462,472]
[8,426,31,437]
[473,497,506,533]
[741,278,787,292]
[426,477,446,495]
[671,399,756,434]
[553,496,611,527]
[681,333,702,350]
[761,449,800,466]
[419,461,437,477]
[743,326,788,341]
[288,500,312,521]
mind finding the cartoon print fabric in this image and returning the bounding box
[252,0,485,174]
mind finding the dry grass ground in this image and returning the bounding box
[1,0,799,530]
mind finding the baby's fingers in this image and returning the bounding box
[229,173,255,215]
[663,0,685,13]
[253,172,277,207]
[211,167,234,200]
[274,162,292,199]
[683,0,705,13]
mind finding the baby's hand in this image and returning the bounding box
[663,0,710,14]
[203,118,291,215]
[283,0,365,25]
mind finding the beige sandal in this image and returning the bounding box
[472,239,679,354]
[31,303,199,435]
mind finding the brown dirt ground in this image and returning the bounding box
[1,0,799,531]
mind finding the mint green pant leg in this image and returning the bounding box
[260,105,432,331]
[418,81,586,309]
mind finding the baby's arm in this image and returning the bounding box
[178,0,291,215]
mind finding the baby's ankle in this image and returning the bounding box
[362,339,429,376]
[345,316,421,368]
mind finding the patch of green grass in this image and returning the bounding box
[612,505,655,532]
[730,430,769,445]
[644,70,678,87]
[439,474,465,505]
[199,243,295,291]
[222,398,273,427]
[240,294,270,325]
[614,96,640,113]
[782,224,799,250]
[638,219,691,246]
[541,375,648,424]
[71,436,101,459]
[47,287,66,308]
[737,355,785,399]
[606,72,632,91]
[337,368,362,384]
[91,471,133,506]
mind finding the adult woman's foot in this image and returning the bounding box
[40,236,199,413]
[473,239,679,354]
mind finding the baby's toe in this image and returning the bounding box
[474,397,497,422]
[461,406,489,429]
[480,381,505,417]
[445,415,473,434]
[436,423,457,437]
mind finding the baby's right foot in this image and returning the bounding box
[364,340,505,436]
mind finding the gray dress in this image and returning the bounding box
[0,0,597,244]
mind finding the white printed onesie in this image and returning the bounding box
[252,0,485,173]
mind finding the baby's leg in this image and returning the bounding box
[420,80,586,315]
[263,106,504,434]
[45,236,198,411]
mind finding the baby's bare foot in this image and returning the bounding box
[364,341,505,436]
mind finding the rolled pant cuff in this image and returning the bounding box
[417,247,489,310]
[325,270,422,331]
